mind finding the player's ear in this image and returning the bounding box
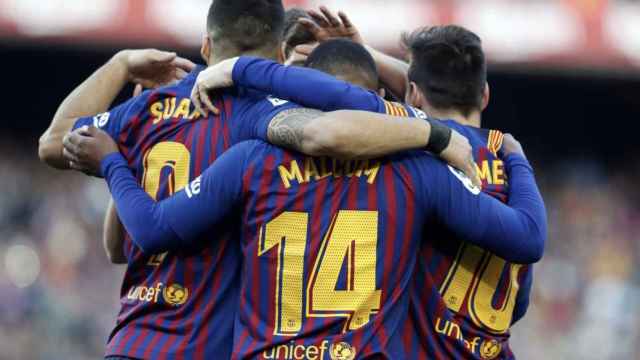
[201,35,211,64]
[481,82,490,111]
[377,88,386,98]
[406,81,424,109]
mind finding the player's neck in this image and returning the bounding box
[208,49,279,67]
[427,108,482,128]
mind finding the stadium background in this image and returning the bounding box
[0,0,638,359]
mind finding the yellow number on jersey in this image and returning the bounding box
[259,212,308,335]
[440,244,522,333]
[307,211,381,332]
[259,210,381,336]
[141,142,191,266]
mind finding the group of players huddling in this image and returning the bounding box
[38,1,546,359]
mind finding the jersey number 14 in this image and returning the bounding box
[259,211,382,336]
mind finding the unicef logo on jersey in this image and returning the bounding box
[448,165,481,195]
[93,112,110,128]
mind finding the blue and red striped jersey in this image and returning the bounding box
[72,66,298,359]
[225,57,542,359]
[403,122,534,360]
[101,134,545,360]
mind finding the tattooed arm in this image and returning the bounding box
[268,108,431,159]
[266,108,479,184]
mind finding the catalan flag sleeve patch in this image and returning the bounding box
[487,130,504,156]
[384,101,409,117]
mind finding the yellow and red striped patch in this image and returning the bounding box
[384,101,409,117]
[487,130,504,156]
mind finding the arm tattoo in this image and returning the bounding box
[267,108,323,150]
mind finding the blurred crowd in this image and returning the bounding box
[0,140,638,359]
[0,141,123,360]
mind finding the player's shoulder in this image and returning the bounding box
[382,100,428,119]
[159,65,203,94]
[440,120,504,153]
[121,66,203,115]
[232,87,294,108]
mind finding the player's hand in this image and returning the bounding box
[500,133,526,159]
[115,49,196,89]
[191,57,238,116]
[62,126,119,177]
[300,6,364,44]
[439,130,482,188]
[285,43,318,66]
[132,84,144,97]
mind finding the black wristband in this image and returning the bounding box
[425,119,452,154]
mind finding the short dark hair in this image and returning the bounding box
[402,25,487,116]
[207,0,285,54]
[304,39,379,90]
[282,8,316,59]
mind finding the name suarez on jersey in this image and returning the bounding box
[149,97,202,124]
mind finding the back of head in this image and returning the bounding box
[402,25,487,116]
[304,39,379,91]
[207,0,285,58]
[282,8,316,60]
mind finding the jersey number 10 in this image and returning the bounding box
[440,244,522,333]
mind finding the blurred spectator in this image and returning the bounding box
[510,160,640,359]
[0,140,124,360]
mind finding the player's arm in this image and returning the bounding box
[103,198,127,264]
[265,108,479,184]
[421,135,547,263]
[219,56,383,112]
[264,109,479,185]
[63,127,246,254]
[39,49,194,169]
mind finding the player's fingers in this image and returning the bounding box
[298,18,323,38]
[285,50,308,66]
[63,133,81,155]
[84,125,100,137]
[172,56,196,72]
[62,147,82,164]
[307,9,330,28]
[338,11,354,28]
[175,68,189,80]
[151,50,177,63]
[195,84,209,116]
[63,129,85,148]
[294,44,317,56]
[199,85,219,116]
[466,158,482,188]
[133,84,144,97]
[191,84,202,113]
[319,6,341,27]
